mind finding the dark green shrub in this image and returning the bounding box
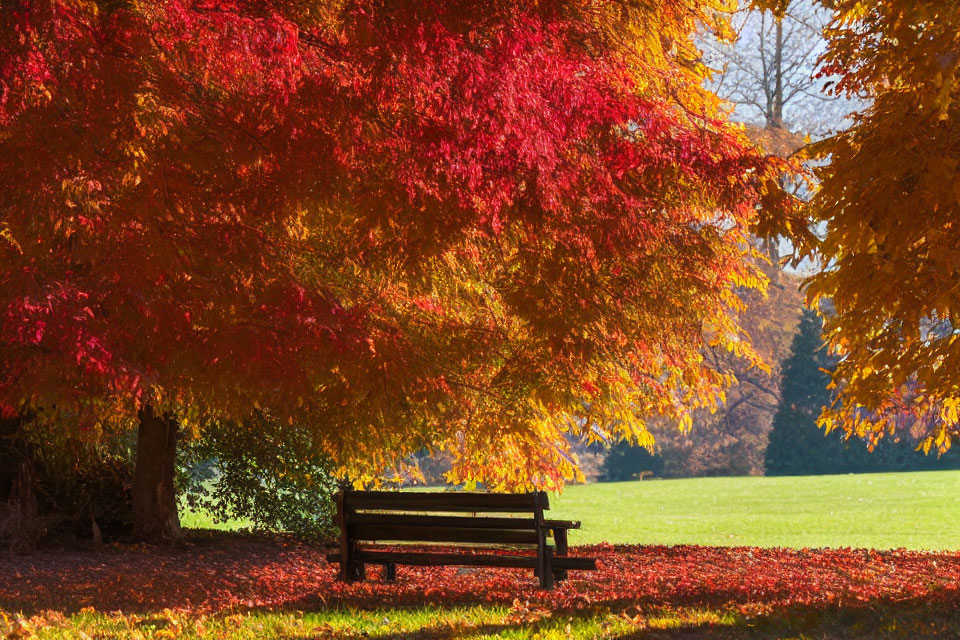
[183,418,338,539]
[1,416,135,547]
[601,440,664,481]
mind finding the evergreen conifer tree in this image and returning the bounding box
[601,441,664,481]
[766,309,960,475]
[765,309,841,475]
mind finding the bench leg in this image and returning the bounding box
[383,562,396,582]
[344,560,366,583]
[538,545,554,590]
[553,528,569,582]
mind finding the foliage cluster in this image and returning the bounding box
[596,256,802,480]
[7,0,958,544]
[645,258,805,477]
[0,420,134,547]
[183,420,339,539]
[803,1,960,454]
[0,417,338,546]
[0,0,800,536]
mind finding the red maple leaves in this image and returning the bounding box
[0,0,800,486]
[3,538,959,615]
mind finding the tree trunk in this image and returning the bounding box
[7,458,40,553]
[0,416,42,552]
[771,17,784,129]
[131,406,181,542]
[0,416,21,500]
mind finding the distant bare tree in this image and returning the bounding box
[703,0,853,137]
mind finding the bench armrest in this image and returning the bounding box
[543,519,580,530]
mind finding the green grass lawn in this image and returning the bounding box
[550,469,960,550]
[5,605,878,640]
[182,469,960,550]
[10,606,737,640]
[18,596,960,639]
[179,509,252,531]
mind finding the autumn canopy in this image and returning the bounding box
[0,0,799,537]
[805,1,960,453]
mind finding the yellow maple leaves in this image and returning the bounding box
[798,0,960,454]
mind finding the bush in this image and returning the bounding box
[183,418,338,539]
[601,440,664,482]
[1,416,135,548]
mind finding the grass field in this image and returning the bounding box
[183,469,960,550]
[550,470,960,550]
[23,605,945,640]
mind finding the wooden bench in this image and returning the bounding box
[327,489,596,589]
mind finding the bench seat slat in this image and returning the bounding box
[327,550,595,571]
[347,491,546,513]
[347,513,536,529]
[355,550,540,569]
[349,524,539,545]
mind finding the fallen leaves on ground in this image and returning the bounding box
[2,535,960,617]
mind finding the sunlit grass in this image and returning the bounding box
[5,606,741,639]
[181,470,960,550]
[179,509,252,531]
[550,469,960,550]
[15,602,960,639]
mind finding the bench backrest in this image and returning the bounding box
[339,490,550,547]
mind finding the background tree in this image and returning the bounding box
[765,308,840,475]
[638,256,803,477]
[704,0,852,137]
[591,0,843,482]
[601,440,664,482]
[767,309,960,475]
[0,0,798,540]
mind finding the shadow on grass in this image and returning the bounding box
[262,585,960,640]
[607,600,960,640]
